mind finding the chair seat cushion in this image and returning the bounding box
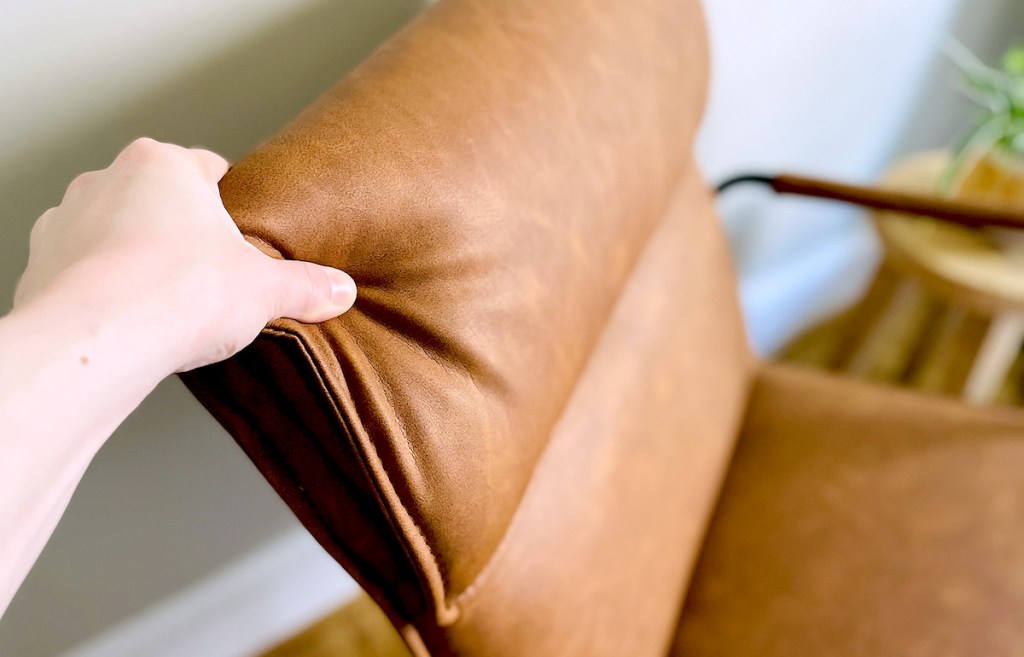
[673,363,1024,656]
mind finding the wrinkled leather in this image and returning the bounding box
[430,164,751,657]
[181,0,1024,654]
[182,0,736,652]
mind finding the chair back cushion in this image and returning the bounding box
[182,0,752,654]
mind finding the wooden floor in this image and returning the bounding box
[260,273,1024,657]
[260,594,409,657]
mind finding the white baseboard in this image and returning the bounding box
[60,529,360,657]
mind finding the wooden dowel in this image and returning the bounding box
[716,173,1024,231]
[771,174,1024,231]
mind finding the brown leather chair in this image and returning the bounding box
[181,0,1024,654]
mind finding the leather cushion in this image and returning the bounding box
[182,0,716,641]
[431,163,751,657]
[673,363,1024,656]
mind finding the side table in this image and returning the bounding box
[835,151,1024,404]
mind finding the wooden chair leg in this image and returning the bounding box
[907,305,968,393]
[909,306,990,395]
[831,261,902,372]
[962,312,1024,405]
[841,277,931,380]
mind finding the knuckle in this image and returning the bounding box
[37,206,56,224]
[127,136,162,153]
[65,171,96,195]
[120,137,174,164]
[192,146,225,163]
[62,171,100,202]
[194,149,230,177]
[272,263,327,319]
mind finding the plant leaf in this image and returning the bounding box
[946,39,1013,112]
[940,113,1011,192]
[1005,46,1024,76]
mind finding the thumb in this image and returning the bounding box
[264,259,357,324]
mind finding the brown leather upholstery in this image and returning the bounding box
[181,0,1024,654]
[673,364,1024,656]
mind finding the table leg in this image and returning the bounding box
[962,312,1024,405]
[841,278,927,379]
[832,261,901,372]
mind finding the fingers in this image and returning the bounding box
[263,259,357,324]
[110,138,230,190]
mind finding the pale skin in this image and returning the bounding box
[0,138,357,619]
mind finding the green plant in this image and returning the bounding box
[943,41,1024,189]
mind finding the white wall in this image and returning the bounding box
[700,0,1024,353]
[698,0,959,353]
[0,2,421,656]
[896,0,1024,156]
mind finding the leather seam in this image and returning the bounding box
[262,324,457,624]
[182,358,407,618]
[196,364,351,567]
[310,321,450,611]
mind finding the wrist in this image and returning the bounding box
[1,279,183,445]
[11,257,199,377]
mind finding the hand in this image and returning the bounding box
[13,137,356,372]
[1,137,354,618]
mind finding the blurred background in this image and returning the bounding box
[0,0,1022,655]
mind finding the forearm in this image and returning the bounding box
[0,286,172,616]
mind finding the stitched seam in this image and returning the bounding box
[265,325,455,621]
[451,481,523,605]
[183,354,405,606]
[206,338,431,631]
[335,301,497,607]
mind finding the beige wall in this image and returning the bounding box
[896,0,1024,156]
[0,1,421,655]
[699,0,1024,353]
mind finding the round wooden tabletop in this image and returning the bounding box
[874,151,1024,314]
